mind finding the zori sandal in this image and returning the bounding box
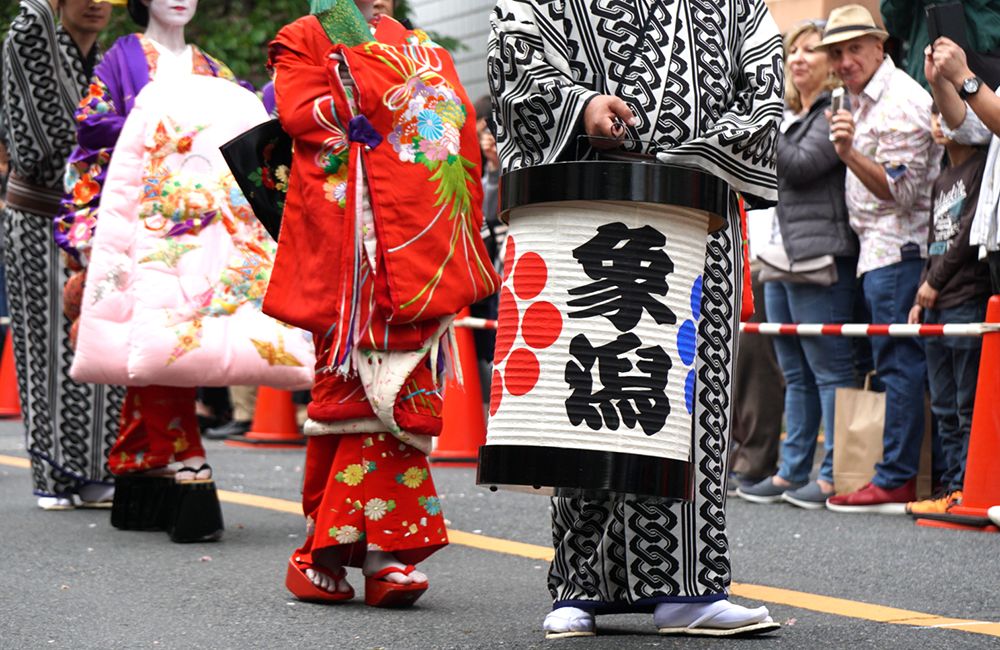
[285,556,355,603]
[364,565,428,608]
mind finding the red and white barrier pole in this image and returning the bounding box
[453,317,1000,337]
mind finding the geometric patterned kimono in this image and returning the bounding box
[0,0,124,500]
[488,0,782,612]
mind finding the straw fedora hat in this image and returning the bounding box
[815,4,889,49]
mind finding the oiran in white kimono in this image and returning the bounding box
[488,0,784,638]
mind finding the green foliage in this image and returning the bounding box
[1,0,462,89]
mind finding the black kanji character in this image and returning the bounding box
[564,332,671,436]
[567,222,676,332]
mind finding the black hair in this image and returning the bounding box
[127,0,149,27]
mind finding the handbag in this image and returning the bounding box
[757,242,837,286]
[832,372,933,497]
[219,118,292,241]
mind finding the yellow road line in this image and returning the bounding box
[2,453,997,637]
[0,454,30,469]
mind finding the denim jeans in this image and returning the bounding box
[862,259,927,489]
[764,256,859,484]
[923,300,985,491]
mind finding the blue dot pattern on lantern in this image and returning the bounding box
[677,274,704,414]
[690,275,703,320]
[685,369,696,415]
[677,321,697,366]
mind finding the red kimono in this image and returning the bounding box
[268,15,499,569]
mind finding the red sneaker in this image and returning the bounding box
[825,480,916,514]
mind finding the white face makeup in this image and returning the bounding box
[145,0,197,29]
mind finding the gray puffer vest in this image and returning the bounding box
[776,92,858,261]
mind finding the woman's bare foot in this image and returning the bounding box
[300,548,353,595]
[363,551,428,584]
[174,456,212,482]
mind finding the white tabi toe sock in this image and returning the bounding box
[543,607,595,635]
[37,496,74,510]
[654,600,770,630]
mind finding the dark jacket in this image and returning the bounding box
[776,92,858,262]
[921,149,992,310]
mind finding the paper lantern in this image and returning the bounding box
[477,161,729,500]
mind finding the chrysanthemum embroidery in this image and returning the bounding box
[396,466,428,489]
[364,498,397,521]
[418,495,441,516]
[367,42,494,320]
[328,525,363,544]
[336,463,365,486]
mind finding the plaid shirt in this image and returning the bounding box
[846,57,942,274]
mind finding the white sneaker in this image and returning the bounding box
[543,607,595,639]
[988,506,1000,527]
[655,600,780,636]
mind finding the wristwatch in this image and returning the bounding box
[959,75,983,100]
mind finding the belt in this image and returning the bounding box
[4,172,63,216]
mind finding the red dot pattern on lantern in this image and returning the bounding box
[490,237,565,410]
[489,369,504,416]
[495,287,519,362]
[521,301,562,349]
[505,348,540,396]
[512,252,547,300]
[502,234,517,282]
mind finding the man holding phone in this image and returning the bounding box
[816,5,942,513]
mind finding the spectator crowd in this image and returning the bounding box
[732,3,1000,520]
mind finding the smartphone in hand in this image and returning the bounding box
[829,87,845,142]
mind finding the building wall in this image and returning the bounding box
[408,0,495,104]
[764,0,884,32]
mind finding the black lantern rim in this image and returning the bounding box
[499,161,730,223]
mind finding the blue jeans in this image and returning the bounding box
[923,300,985,491]
[764,256,859,484]
[862,259,927,489]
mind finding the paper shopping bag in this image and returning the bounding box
[833,378,885,495]
[833,374,934,497]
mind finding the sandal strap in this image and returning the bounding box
[176,463,212,477]
[368,564,416,581]
[292,558,347,588]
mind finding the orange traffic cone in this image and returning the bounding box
[226,386,305,449]
[431,311,487,465]
[918,295,1000,533]
[0,333,21,419]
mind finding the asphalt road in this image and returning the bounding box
[1,420,998,650]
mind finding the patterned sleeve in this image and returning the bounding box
[55,68,121,262]
[270,22,337,141]
[876,91,937,212]
[655,0,784,203]
[487,0,599,172]
[941,101,994,147]
[2,0,77,184]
